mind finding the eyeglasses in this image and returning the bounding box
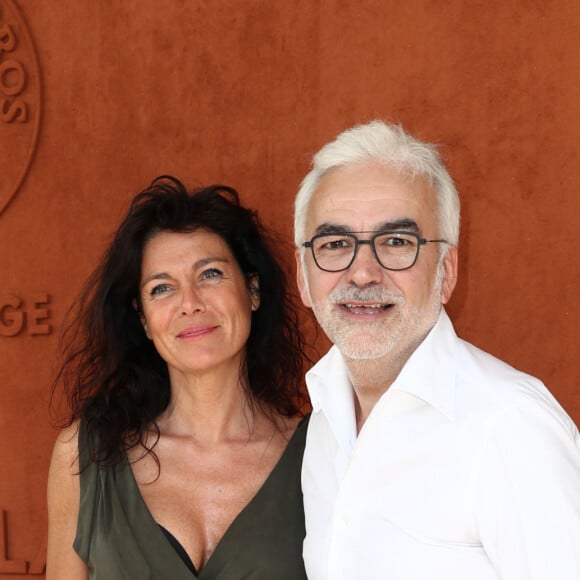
[302,230,449,272]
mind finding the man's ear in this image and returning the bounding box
[248,275,260,311]
[295,249,312,308]
[440,246,458,305]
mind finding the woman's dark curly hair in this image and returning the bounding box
[52,176,308,466]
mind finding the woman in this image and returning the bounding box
[47,176,309,579]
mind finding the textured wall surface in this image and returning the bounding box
[1,0,579,576]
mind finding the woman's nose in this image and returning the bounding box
[180,285,205,315]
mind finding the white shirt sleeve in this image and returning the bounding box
[474,397,580,579]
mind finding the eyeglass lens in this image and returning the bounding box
[311,232,420,271]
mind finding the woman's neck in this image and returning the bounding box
[156,365,266,444]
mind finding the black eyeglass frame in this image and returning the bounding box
[302,230,449,272]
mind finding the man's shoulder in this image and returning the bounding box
[453,336,573,425]
[456,336,540,386]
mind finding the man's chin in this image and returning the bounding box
[341,348,392,361]
[329,332,397,361]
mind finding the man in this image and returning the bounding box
[294,120,580,580]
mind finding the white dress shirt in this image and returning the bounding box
[302,310,580,580]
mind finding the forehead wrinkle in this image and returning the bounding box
[193,256,229,268]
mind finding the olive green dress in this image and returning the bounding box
[74,417,309,579]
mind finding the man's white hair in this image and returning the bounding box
[294,120,460,248]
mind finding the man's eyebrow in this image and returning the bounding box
[376,219,419,232]
[314,219,419,236]
[314,223,351,235]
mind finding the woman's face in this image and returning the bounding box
[138,229,259,381]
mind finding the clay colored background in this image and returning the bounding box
[1,0,579,576]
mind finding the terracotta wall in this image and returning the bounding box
[1,0,578,576]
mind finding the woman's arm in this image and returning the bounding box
[46,423,88,580]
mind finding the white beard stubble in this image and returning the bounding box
[307,266,445,361]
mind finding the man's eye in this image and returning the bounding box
[321,238,353,250]
[382,235,414,248]
[386,237,408,246]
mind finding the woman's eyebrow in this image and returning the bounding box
[141,257,230,287]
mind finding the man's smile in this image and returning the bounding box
[340,303,394,315]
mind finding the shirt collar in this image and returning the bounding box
[388,309,458,420]
[305,309,458,428]
[306,343,358,451]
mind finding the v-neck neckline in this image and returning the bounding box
[122,416,307,578]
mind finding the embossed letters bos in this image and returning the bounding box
[0,0,41,216]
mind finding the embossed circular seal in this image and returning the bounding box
[0,0,41,217]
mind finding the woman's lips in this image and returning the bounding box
[177,325,218,339]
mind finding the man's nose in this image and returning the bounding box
[346,240,383,286]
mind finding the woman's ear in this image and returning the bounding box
[133,298,151,339]
[248,275,260,311]
[140,316,151,339]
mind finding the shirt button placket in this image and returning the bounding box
[327,450,359,579]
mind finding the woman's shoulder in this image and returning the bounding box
[269,412,310,461]
[50,420,81,467]
[46,421,87,580]
[271,411,310,443]
[47,422,82,550]
[288,411,311,436]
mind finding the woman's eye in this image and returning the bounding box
[201,268,223,280]
[150,283,171,296]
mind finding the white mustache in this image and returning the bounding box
[328,286,404,305]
